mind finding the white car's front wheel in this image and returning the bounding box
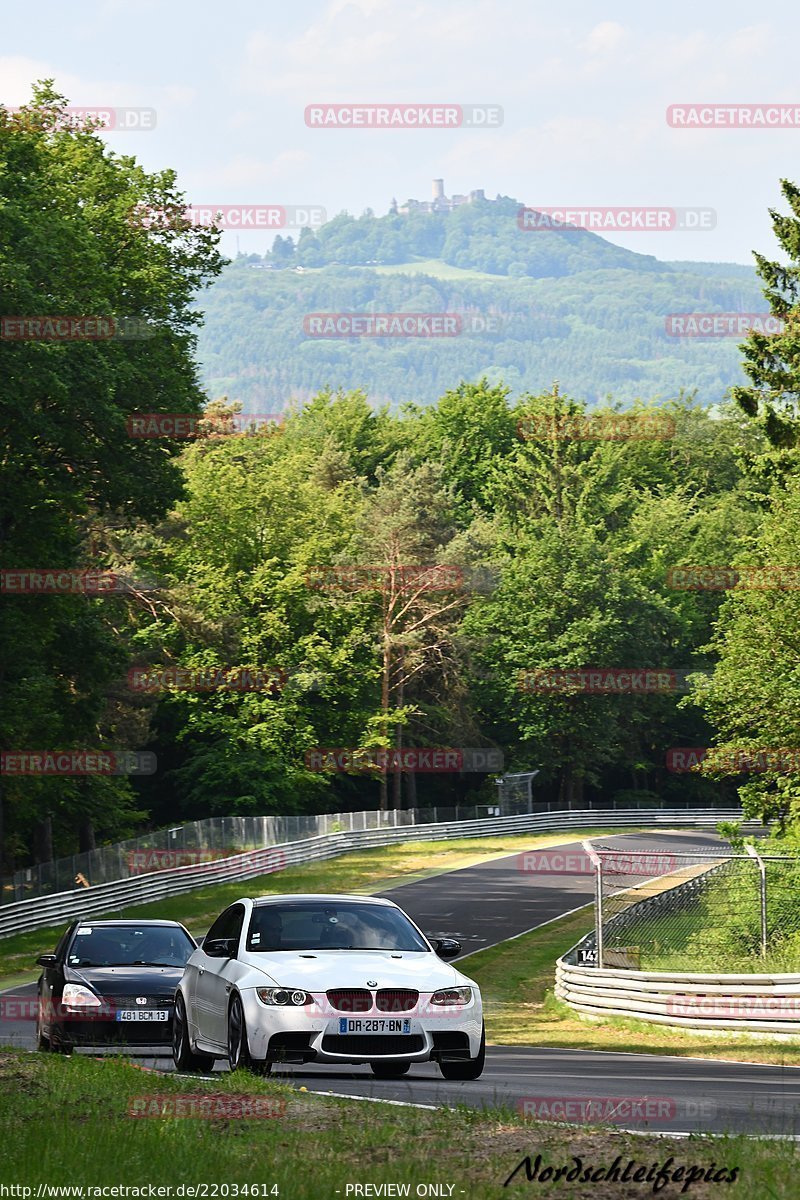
[227,994,271,1076]
[173,993,216,1074]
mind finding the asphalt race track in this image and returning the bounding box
[4,830,800,1137]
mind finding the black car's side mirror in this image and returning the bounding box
[36,954,57,967]
[432,938,461,960]
[203,937,237,959]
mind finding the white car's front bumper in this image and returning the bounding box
[239,989,483,1064]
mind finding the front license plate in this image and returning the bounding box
[115,1010,169,1022]
[338,1018,411,1034]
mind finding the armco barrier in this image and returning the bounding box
[555,956,800,1034]
[556,856,800,1033]
[0,807,748,939]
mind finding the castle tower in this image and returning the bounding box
[432,178,445,202]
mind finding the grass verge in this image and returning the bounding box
[0,1048,794,1198]
[463,909,800,1067]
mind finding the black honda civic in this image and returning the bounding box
[36,919,197,1054]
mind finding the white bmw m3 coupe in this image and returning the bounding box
[173,893,485,1079]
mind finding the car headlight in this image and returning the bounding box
[256,988,312,1006]
[62,983,102,1008]
[430,987,472,1006]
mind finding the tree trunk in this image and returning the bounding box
[379,635,391,811]
[34,815,54,864]
[405,766,417,812]
[78,817,96,853]
[392,676,404,811]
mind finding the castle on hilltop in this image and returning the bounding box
[391,179,488,216]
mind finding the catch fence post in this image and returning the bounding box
[745,844,768,959]
[582,840,603,968]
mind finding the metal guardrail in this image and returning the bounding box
[0,807,749,939]
[555,956,800,1033]
[557,850,800,1031]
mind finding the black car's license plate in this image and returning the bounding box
[115,1010,169,1022]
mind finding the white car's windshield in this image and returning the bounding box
[245,902,429,952]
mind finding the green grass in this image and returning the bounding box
[0,1048,796,1196]
[463,909,800,1067]
[0,830,628,985]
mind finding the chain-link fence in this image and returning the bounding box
[2,801,545,906]
[573,843,800,973]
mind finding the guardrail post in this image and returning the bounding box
[746,843,768,959]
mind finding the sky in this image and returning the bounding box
[2,0,799,263]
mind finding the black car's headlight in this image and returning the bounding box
[62,983,103,1009]
[256,988,312,1006]
[430,987,472,1006]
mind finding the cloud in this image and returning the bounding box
[212,151,313,187]
[582,21,630,56]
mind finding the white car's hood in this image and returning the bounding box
[237,949,470,991]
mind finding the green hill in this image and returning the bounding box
[195,197,764,408]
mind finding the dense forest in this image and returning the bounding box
[196,199,763,408]
[5,91,800,873]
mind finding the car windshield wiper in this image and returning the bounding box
[97,960,179,967]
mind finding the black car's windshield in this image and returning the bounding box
[66,924,194,967]
[245,903,429,953]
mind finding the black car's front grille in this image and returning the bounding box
[376,989,418,1012]
[107,995,173,1009]
[326,989,373,1013]
[321,1034,423,1056]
